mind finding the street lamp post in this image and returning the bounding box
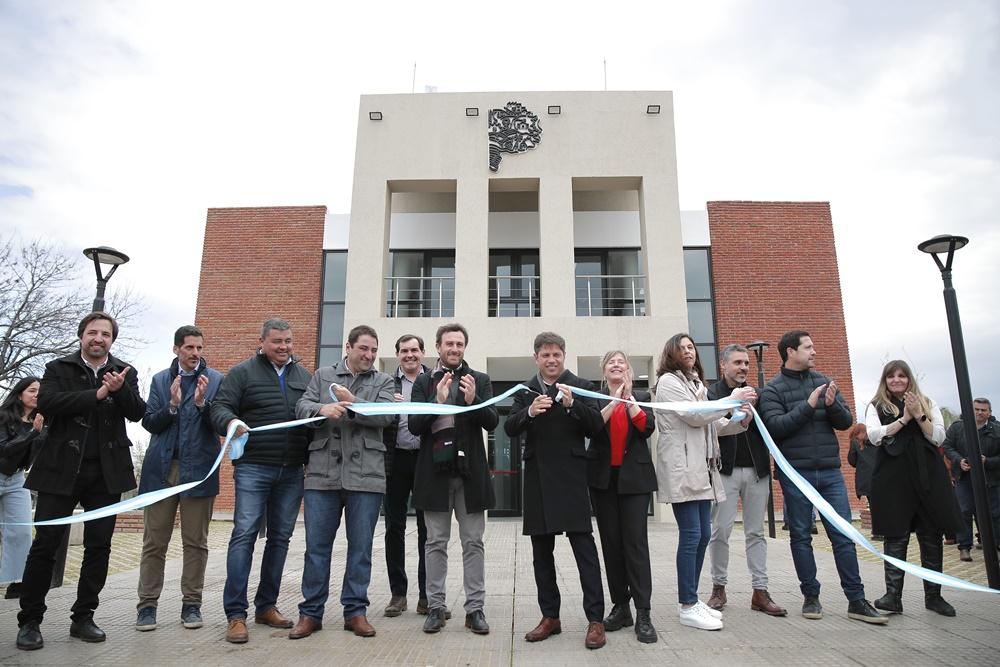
[746,340,776,538]
[82,246,130,312]
[918,234,999,588]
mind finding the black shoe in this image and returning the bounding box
[925,594,956,617]
[422,608,447,634]
[634,608,658,644]
[603,602,634,631]
[811,523,819,535]
[847,599,888,625]
[70,618,107,642]
[802,596,823,620]
[959,548,973,562]
[873,593,902,614]
[465,610,490,635]
[16,623,43,651]
[4,582,22,600]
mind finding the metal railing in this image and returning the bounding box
[385,275,455,318]
[575,274,647,316]
[489,275,540,317]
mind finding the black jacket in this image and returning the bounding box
[505,370,604,535]
[942,418,1000,487]
[847,438,877,498]
[586,388,657,494]
[27,351,146,495]
[0,420,40,476]
[409,362,498,513]
[707,378,771,479]
[210,353,312,467]
[759,366,853,471]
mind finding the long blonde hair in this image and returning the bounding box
[871,360,932,418]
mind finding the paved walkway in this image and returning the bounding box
[1,518,998,666]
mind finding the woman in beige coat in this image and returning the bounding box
[654,333,753,631]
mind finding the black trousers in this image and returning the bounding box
[384,448,427,599]
[18,460,119,626]
[531,531,605,622]
[590,471,653,609]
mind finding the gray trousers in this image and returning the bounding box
[708,466,770,589]
[423,477,486,614]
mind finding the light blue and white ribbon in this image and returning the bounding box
[567,385,999,595]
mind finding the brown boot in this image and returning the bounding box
[254,607,293,629]
[288,615,322,639]
[524,617,561,642]
[585,621,606,649]
[751,589,787,616]
[708,584,727,610]
[226,618,249,644]
[343,615,376,637]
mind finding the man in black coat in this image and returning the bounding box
[505,331,607,650]
[16,312,146,651]
[409,324,497,635]
[759,330,885,625]
[706,344,786,617]
[942,398,1000,560]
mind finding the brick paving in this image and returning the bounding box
[1,517,998,666]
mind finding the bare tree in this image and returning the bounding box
[0,236,148,392]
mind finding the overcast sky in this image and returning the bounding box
[2,0,998,415]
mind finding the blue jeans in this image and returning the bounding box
[954,475,1000,550]
[223,463,303,620]
[779,468,864,601]
[299,488,383,621]
[672,499,711,605]
[0,471,32,584]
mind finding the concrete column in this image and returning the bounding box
[638,176,686,318]
[538,176,576,317]
[345,181,391,324]
[455,177,489,319]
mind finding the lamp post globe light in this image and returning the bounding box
[917,234,999,588]
[746,340,777,538]
[82,246,130,312]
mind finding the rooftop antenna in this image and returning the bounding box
[603,58,607,90]
[411,62,416,94]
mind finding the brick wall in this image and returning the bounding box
[707,201,861,515]
[194,206,326,512]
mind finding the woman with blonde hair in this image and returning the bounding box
[863,360,962,617]
[587,350,658,643]
[654,333,753,631]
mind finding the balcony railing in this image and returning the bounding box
[575,274,647,316]
[385,276,455,318]
[489,275,540,317]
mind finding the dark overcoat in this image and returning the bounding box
[409,362,498,513]
[505,370,604,535]
[27,351,146,495]
[586,388,657,494]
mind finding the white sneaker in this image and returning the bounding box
[677,601,723,620]
[678,604,724,630]
[697,600,723,619]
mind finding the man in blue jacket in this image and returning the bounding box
[135,325,223,632]
[759,330,885,625]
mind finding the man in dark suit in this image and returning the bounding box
[505,331,606,650]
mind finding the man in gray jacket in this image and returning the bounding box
[289,325,395,640]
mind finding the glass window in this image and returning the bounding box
[321,304,345,346]
[697,344,718,381]
[319,346,343,368]
[683,248,712,300]
[323,252,347,301]
[687,301,715,344]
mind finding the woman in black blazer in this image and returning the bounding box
[588,350,658,644]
